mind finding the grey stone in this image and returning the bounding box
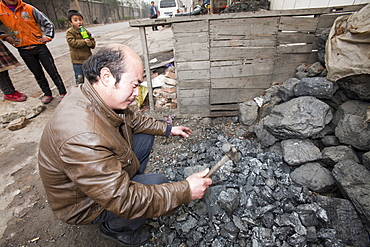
[321,135,340,147]
[294,77,334,99]
[362,151,370,170]
[239,100,259,126]
[263,96,333,139]
[7,117,27,131]
[281,139,322,166]
[295,71,308,80]
[253,121,277,148]
[332,160,370,228]
[277,78,300,102]
[0,97,44,124]
[290,162,335,193]
[337,74,370,101]
[307,62,325,77]
[314,195,370,247]
[217,188,240,214]
[335,114,370,151]
[321,145,360,167]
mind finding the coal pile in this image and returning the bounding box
[222,0,270,13]
[144,122,369,246]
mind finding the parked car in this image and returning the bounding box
[158,0,186,18]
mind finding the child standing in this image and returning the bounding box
[66,10,96,84]
[0,0,67,104]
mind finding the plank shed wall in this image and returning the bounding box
[125,4,367,117]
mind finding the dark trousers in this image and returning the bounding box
[18,45,66,96]
[88,133,168,233]
[0,70,15,95]
[72,63,84,84]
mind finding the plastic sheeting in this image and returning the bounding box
[325,4,370,82]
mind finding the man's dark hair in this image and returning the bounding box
[67,10,83,22]
[83,46,127,85]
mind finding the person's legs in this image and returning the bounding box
[133,133,155,174]
[0,70,15,95]
[72,63,84,84]
[19,48,52,96]
[37,45,67,95]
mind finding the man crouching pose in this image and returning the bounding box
[38,43,212,246]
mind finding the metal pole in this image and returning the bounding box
[139,26,155,111]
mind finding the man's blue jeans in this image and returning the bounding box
[88,133,168,233]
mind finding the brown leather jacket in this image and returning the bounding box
[38,82,191,225]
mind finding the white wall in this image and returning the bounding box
[270,0,369,10]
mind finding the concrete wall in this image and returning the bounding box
[270,0,369,10]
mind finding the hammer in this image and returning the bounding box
[205,143,240,178]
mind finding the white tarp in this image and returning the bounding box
[325,4,370,82]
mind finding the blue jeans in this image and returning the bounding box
[18,45,66,96]
[73,63,84,84]
[88,133,168,233]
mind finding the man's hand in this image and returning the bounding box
[3,35,19,46]
[38,36,52,43]
[170,126,193,138]
[186,168,212,200]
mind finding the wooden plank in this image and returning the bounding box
[172,20,208,33]
[130,4,367,27]
[274,53,314,66]
[210,17,279,36]
[176,61,210,71]
[317,12,351,29]
[175,49,209,62]
[210,88,266,104]
[209,111,239,117]
[211,58,274,67]
[210,104,238,111]
[179,105,210,115]
[211,36,276,47]
[174,32,209,46]
[175,43,209,53]
[211,63,274,78]
[277,31,315,44]
[211,75,272,89]
[177,69,209,81]
[279,16,318,32]
[276,43,314,53]
[178,80,211,90]
[179,88,209,99]
[210,47,275,61]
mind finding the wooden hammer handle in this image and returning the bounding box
[205,155,230,178]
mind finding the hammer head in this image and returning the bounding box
[222,143,240,163]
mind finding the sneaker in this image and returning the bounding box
[41,95,53,104]
[3,91,27,102]
[58,94,66,102]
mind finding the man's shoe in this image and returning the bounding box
[41,95,53,104]
[3,90,27,102]
[99,223,150,246]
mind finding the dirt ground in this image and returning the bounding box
[0,24,186,246]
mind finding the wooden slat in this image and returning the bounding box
[276,43,314,54]
[179,105,210,115]
[174,33,209,45]
[177,69,209,81]
[317,12,352,29]
[210,88,266,104]
[178,80,211,90]
[211,75,272,89]
[211,63,274,78]
[172,20,209,33]
[175,49,209,62]
[277,31,315,44]
[211,35,277,47]
[210,17,279,36]
[279,16,318,32]
[210,104,239,111]
[211,58,274,67]
[210,47,275,61]
[274,53,313,66]
[179,88,209,101]
[176,61,210,71]
[209,111,239,117]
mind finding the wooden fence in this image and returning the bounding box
[130,4,367,117]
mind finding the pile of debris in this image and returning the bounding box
[222,0,270,13]
[143,61,370,246]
